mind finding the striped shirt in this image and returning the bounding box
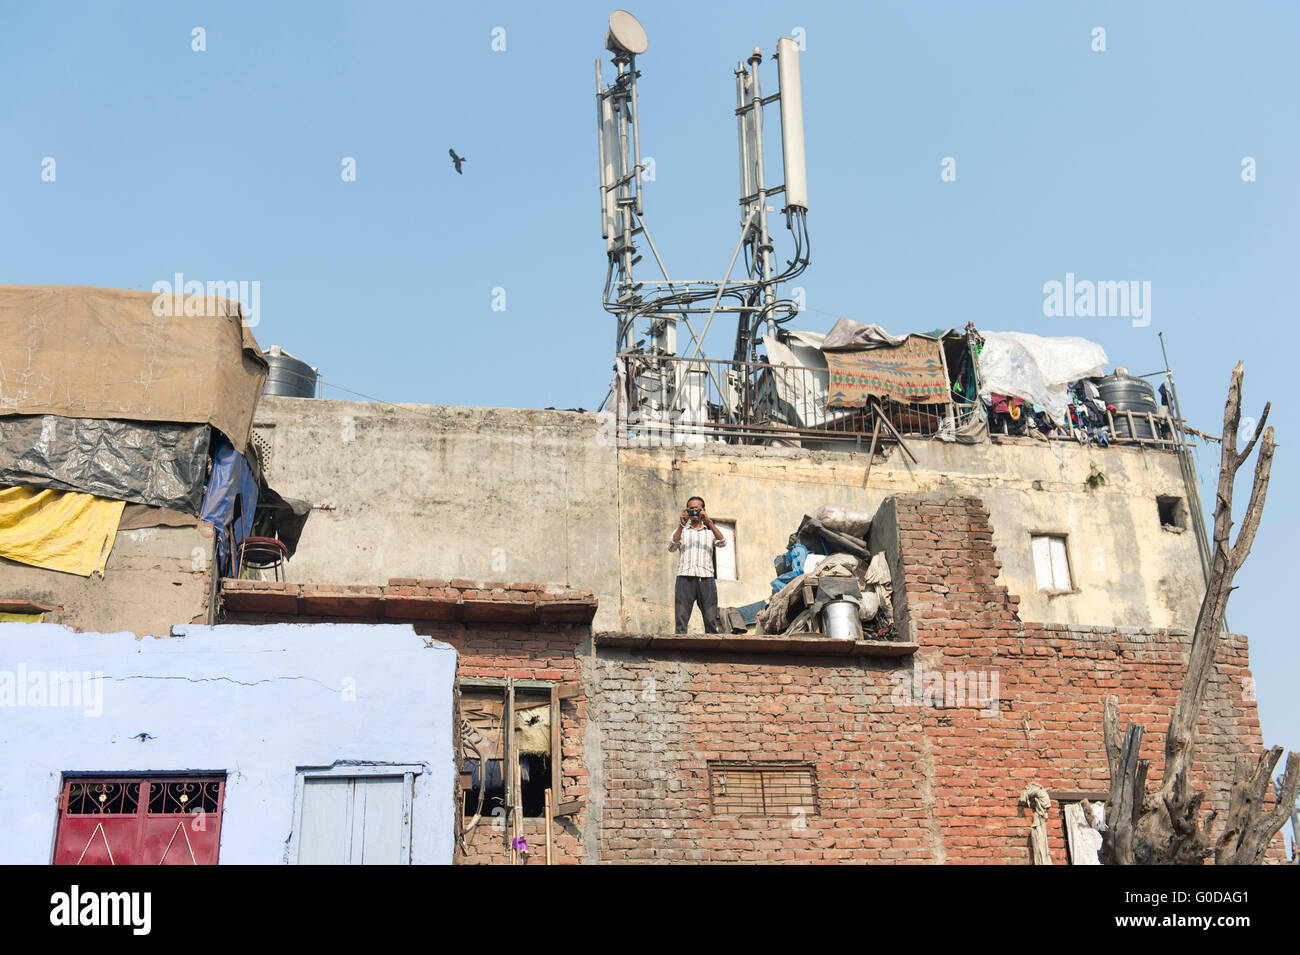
[669,523,725,577]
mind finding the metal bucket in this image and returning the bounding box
[822,597,862,640]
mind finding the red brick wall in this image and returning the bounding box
[584,493,1269,864]
[890,493,1266,862]
[431,622,589,866]
[585,654,937,862]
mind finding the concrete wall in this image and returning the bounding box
[0,524,214,637]
[618,436,1204,633]
[250,398,1203,637]
[0,622,456,865]
[253,397,621,631]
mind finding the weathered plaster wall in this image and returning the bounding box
[253,397,621,631]
[0,524,214,636]
[250,398,1202,637]
[618,437,1203,633]
[0,623,456,865]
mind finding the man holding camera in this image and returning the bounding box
[669,495,726,634]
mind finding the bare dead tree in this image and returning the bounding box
[1099,363,1299,864]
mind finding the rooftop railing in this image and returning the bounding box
[613,353,1191,451]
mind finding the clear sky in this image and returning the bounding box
[2,3,1297,768]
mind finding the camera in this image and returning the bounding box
[688,507,701,516]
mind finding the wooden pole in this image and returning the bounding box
[504,677,515,858]
[862,414,882,488]
[871,399,917,463]
[515,747,526,865]
[544,788,554,865]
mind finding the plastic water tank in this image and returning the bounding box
[263,346,317,398]
[1098,367,1157,440]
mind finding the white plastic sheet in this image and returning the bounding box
[761,331,852,430]
[976,331,1107,425]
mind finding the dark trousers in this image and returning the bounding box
[675,575,719,634]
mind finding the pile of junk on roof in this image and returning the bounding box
[718,504,893,641]
[753,318,1176,447]
[0,285,309,581]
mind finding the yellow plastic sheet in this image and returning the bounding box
[0,486,125,577]
[0,612,43,622]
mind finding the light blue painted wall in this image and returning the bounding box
[0,622,456,864]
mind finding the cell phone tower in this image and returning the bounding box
[597,10,810,420]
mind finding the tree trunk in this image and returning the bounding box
[1098,363,1295,864]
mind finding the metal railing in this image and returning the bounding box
[613,353,1191,451]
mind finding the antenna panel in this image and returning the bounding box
[776,37,808,210]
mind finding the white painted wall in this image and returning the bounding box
[0,622,456,865]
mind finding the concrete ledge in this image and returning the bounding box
[221,579,597,625]
[594,632,917,657]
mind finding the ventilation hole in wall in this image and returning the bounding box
[251,430,273,476]
[1157,495,1186,531]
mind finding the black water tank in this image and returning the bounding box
[1098,366,1157,439]
[263,347,317,398]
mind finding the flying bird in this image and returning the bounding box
[449,148,466,174]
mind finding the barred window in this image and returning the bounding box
[708,761,817,816]
[55,774,225,865]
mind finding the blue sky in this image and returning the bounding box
[2,3,1297,765]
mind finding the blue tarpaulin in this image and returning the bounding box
[200,432,259,577]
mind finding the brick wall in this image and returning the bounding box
[437,622,589,866]
[582,652,936,862]
[582,493,1270,864]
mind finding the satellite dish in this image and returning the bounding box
[606,10,648,55]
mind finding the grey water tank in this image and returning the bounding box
[262,346,318,398]
[1099,366,1157,439]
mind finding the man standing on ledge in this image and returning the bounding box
[669,495,726,634]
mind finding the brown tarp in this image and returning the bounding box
[0,285,268,452]
[119,504,199,530]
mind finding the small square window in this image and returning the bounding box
[1157,496,1186,530]
[1031,534,1073,592]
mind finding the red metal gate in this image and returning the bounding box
[53,776,225,865]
